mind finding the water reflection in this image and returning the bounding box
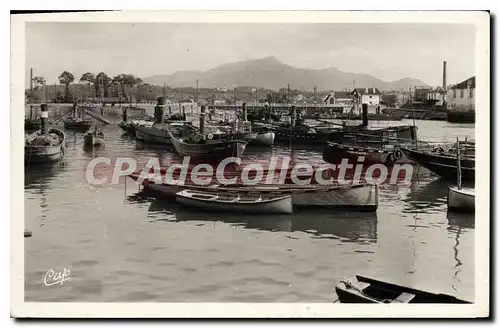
[126,193,378,243]
[446,211,474,293]
[402,178,450,213]
[25,161,67,190]
[447,211,475,230]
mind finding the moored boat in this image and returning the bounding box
[401,146,475,182]
[447,137,475,212]
[324,141,412,166]
[448,187,475,212]
[25,104,66,164]
[83,125,105,147]
[334,275,471,303]
[129,173,379,211]
[63,116,94,131]
[175,189,293,214]
[134,122,172,144]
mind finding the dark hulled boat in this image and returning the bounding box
[400,146,475,182]
[335,275,471,303]
[168,129,247,159]
[63,116,94,131]
[83,125,105,147]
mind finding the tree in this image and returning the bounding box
[26,75,47,103]
[112,74,142,101]
[58,71,75,103]
[79,72,95,99]
[95,72,111,98]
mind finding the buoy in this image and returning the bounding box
[24,230,32,238]
[207,133,214,140]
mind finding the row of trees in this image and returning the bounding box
[59,71,143,103]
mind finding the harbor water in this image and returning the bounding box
[24,119,475,302]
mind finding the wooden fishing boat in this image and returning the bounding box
[83,125,105,147]
[168,128,247,159]
[338,125,418,146]
[176,189,293,214]
[130,173,379,211]
[134,122,172,144]
[334,275,471,303]
[63,116,94,131]
[134,121,195,145]
[401,147,475,182]
[25,128,66,164]
[324,141,413,165]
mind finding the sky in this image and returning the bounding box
[25,22,476,87]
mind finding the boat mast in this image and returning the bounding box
[456,137,462,189]
[409,86,418,149]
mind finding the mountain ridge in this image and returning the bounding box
[143,57,428,91]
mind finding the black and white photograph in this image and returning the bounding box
[10,10,490,318]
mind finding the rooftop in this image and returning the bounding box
[450,76,475,89]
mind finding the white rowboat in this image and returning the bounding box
[448,187,475,212]
[175,190,293,214]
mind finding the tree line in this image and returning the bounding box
[26,71,144,104]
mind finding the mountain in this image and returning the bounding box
[143,57,428,91]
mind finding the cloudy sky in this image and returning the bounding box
[25,22,475,87]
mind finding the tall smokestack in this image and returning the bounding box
[442,61,447,90]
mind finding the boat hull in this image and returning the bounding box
[448,187,475,212]
[169,131,247,159]
[83,135,105,147]
[446,110,475,123]
[401,148,475,182]
[335,275,471,304]
[24,128,65,164]
[138,179,378,211]
[324,141,413,165]
[250,131,275,146]
[63,119,94,131]
[290,184,378,211]
[176,192,293,214]
[134,123,172,145]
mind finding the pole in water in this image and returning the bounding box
[40,103,49,135]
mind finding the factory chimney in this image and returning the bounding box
[442,61,447,90]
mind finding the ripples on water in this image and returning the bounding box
[24,119,475,302]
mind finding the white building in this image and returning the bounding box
[447,76,475,112]
[352,88,381,106]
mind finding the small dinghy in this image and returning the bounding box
[335,275,471,303]
[175,190,293,214]
[83,124,105,147]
